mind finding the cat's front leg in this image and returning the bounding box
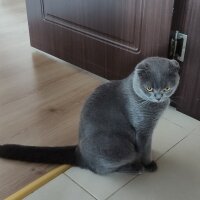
[136,133,157,172]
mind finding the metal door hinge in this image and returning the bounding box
[169,31,187,62]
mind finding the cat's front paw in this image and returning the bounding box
[143,161,157,172]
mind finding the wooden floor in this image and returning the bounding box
[0,0,105,198]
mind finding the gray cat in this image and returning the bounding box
[0,57,180,174]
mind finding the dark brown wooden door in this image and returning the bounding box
[172,0,200,120]
[26,0,174,79]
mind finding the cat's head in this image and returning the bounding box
[132,57,180,103]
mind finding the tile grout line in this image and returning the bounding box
[63,171,141,200]
[105,125,199,199]
[161,117,186,129]
[60,134,193,200]
[156,134,190,161]
[105,136,189,200]
[157,122,200,162]
[104,175,140,200]
[63,173,98,200]
[61,123,199,200]
[162,116,200,131]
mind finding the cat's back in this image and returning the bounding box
[79,80,127,133]
[82,80,122,115]
[79,79,132,141]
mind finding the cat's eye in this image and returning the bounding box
[163,87,171,92]
[146,87,153,92]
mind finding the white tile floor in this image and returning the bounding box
[24,107,200,200]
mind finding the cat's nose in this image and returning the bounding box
[156,97,161,101]
[154,94,162,101]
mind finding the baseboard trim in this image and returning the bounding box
[5,165,71,200]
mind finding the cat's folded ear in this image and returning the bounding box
[136,61,148,70]
[170,59,180,72]
[135,62,149,79]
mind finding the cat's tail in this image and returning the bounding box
[0,144,78,165]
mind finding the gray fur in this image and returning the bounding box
[0,57,180,174]
[76,57,180,174]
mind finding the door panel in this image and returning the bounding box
[26,0,174,79]
[42,0,142,51]
[172,0,200,120]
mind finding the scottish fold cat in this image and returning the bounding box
[0,57,180,174]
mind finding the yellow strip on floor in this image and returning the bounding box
[5,165,71,200]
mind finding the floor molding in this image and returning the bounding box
[5,165,71,200]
